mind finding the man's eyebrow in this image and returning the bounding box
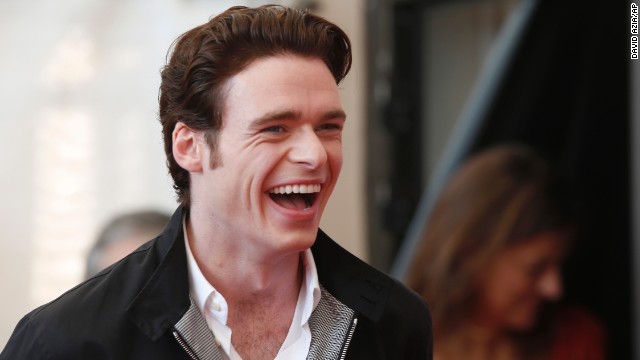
[251,110,301,127]
[322,109,347,122]
[251,109,347,127]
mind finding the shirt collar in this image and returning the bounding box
[183,216,224,321]
[299,247,321,326]
[182,215,321,328]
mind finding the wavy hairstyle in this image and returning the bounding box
[405,143,571,336]
[159,5,352,206]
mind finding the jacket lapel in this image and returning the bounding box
[126,210,388,359]
[173,298,226,360]
[312,229,392,322]
[127,207,191,341]
[307,286,355,360]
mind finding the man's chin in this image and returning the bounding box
[261,214,320,250]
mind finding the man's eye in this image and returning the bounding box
[318,123,342,131]
[263,126,285,133]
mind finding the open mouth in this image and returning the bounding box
[268,184,321,211]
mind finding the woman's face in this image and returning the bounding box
[473,231,566,332]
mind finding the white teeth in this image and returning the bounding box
[269,184,322,194]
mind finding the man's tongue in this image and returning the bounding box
[270,193,309,210]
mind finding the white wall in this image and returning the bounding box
[0,0,366,347]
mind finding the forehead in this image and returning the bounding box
[230,55,337,90]
[222,54,341,116]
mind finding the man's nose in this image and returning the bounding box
[288,127,328,169]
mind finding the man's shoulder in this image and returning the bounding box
[312,230,430,324]
[1,217,194,359]
[311,231,433,359]
[1,239,170,359]
[34,248,154,321]
[8,240,161,340]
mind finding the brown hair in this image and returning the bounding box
[159,5,352,206]
[405,143,570,335]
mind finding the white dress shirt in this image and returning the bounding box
[183,218,321,359]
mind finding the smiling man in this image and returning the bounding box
[1,5,432,360]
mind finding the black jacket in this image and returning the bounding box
[1,207,433,359]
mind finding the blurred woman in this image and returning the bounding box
[405,143,605,360]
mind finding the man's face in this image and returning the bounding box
[192,55,345,258]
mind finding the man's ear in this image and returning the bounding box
[172,122,204,172]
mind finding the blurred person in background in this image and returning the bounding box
[405,143,605,360]
[1,5,432,359]
[85,210,170,279]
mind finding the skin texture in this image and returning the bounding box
[172,54,345,359]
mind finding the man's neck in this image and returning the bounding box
[185,212,304,300]
[226,260,303,360]
[185,211,305,359]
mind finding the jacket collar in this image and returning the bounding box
[126,206,392,341]
[174,298,225,360]
[127,206,191,341]
[312,229,392,322]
